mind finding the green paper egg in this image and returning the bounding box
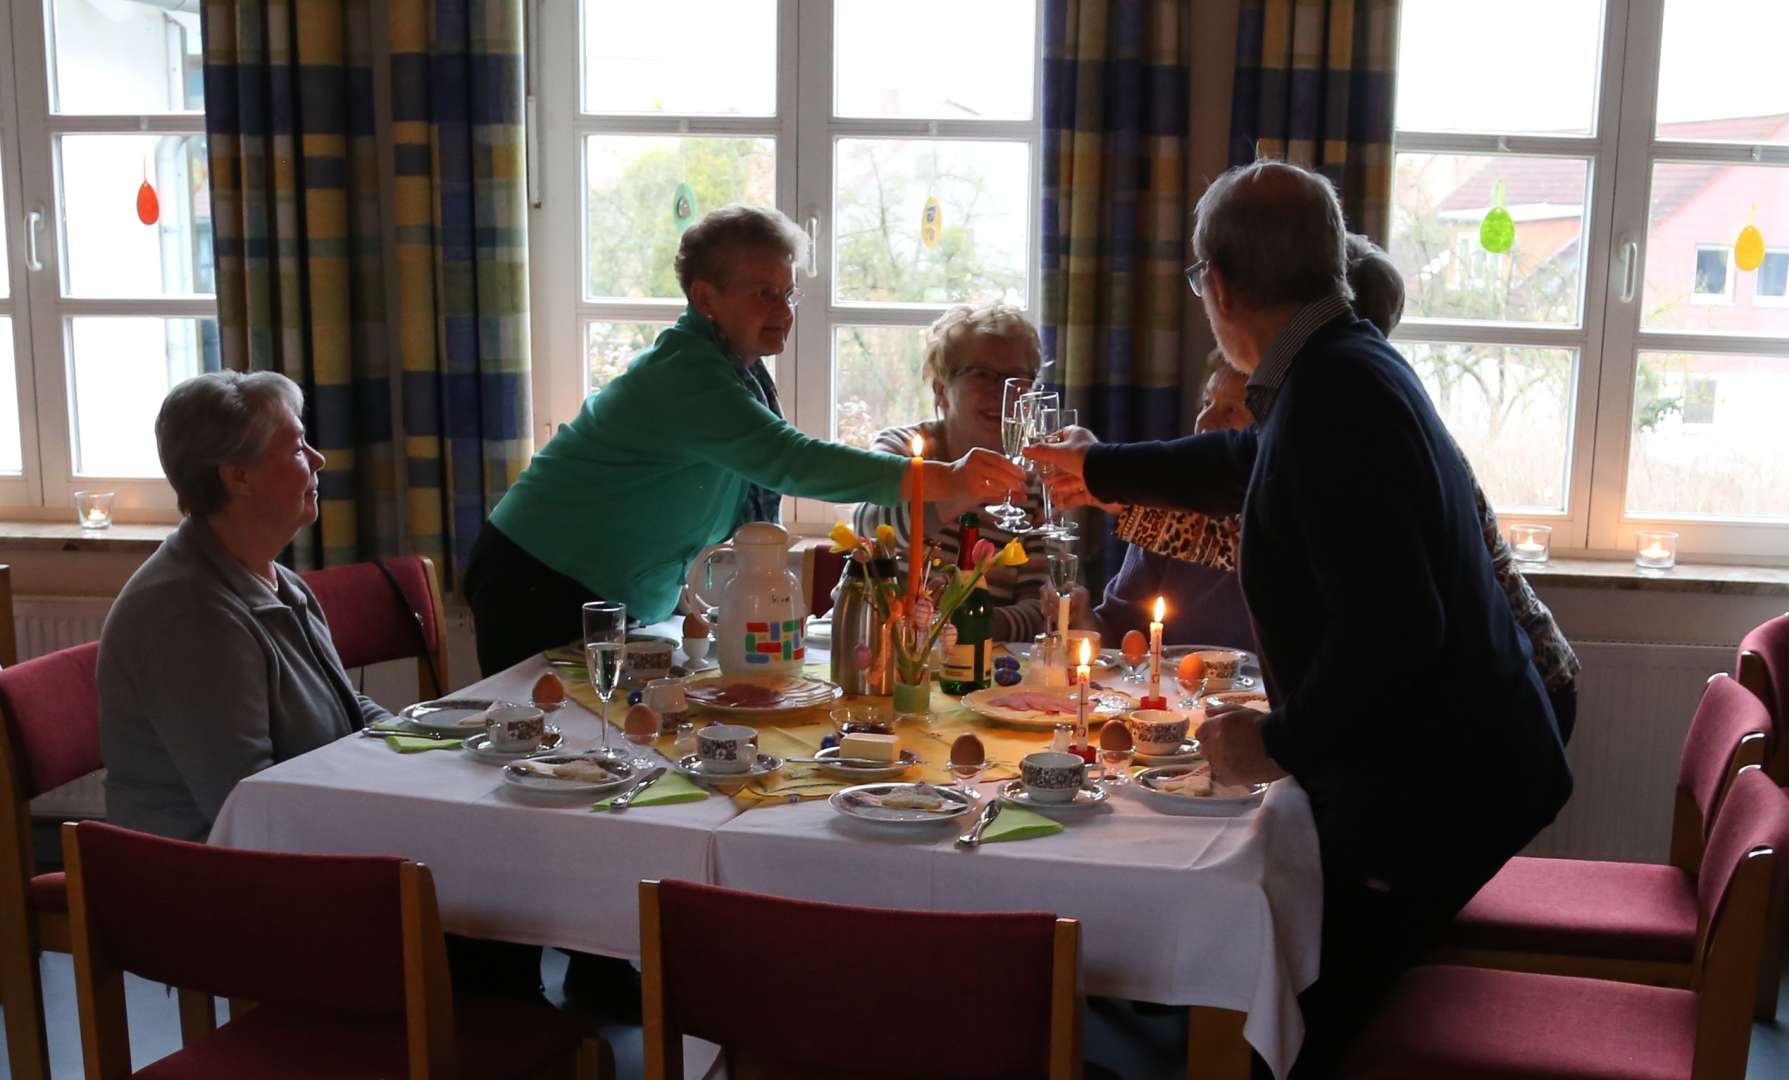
[1480,207,1514,254]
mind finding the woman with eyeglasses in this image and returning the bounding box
[465,204,1024,675]
[849,303,1056,643]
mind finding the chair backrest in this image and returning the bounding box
[302,556,449,698]
[0,641,102,805]
[640,879,1080,1080]
[1738,611,1789,780]
[807,547,848,620]
[1669,674,1772,874]
[1689,766,1789,1077]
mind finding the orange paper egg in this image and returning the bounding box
[531,671,565,705]
[949,733,985,767]
[1176,651,1205,689]
[1121,629,1147,662]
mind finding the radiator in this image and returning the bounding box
[1524,640,1733,863]
[13,594,112,661]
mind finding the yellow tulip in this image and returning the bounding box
[828,522,860,553]
[875,523,897,549]
[997,539,1028,566]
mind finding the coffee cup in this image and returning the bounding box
[484,702,546,752]
[1020,751,1086,804]
[622,636,677,687]
[1197,650,1242,691]
[696,724,759,774]
[1127,709,1189,755]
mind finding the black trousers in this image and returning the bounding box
[462,523,602,677]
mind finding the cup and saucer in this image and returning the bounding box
[996,751,1109,813]
[1128,709,1202,765]
[671,724,784,784]
[457,703,563,763]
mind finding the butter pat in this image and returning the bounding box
[839,732,900,763]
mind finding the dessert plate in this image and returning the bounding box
[830,782,975,824]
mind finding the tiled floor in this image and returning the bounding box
[3,946,1788,1077]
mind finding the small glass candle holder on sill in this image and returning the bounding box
[1508,524,1552,564]
[74,491,115,531]
[1634,530,1679,572]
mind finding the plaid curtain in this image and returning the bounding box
[1040,0,1192,585]
[1229,0,1399,242]
[201,0,531,583]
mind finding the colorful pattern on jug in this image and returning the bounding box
[743,620,805,663]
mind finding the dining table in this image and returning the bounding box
[209,621,1324,1079]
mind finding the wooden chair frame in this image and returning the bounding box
[415,556,451,700]
[0,565,18,668]
[639,880,1083,1080]
[1734,641,1788,1020]
[65,827,604,1080]
[0,697,65,1080]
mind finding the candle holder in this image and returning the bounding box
[1508,523,1551,564]
[74,491,115,530]
[1634,530,1678,572]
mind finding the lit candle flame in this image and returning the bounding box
[1078,637,1091,666]
[910,433,924,457]
[1153,596,1165,623]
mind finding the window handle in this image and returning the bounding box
[803,214,819,279]
[1619,239,1638,303]
[25,209,44,272]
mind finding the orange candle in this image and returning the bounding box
[908,433,925,604]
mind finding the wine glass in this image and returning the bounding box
[1033,406,1078,540]
[1047,549,1079,642]
[985,378,1035,529]
[582,601,627,761]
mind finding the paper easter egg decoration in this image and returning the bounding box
[672,183,696,229]
[1479,179,1513,254]
[921,196,942,248]
[136,178,160,226]
[1736,223,1765,272]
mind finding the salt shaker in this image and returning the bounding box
[1050,722,1073,753]
[673,723,698,756]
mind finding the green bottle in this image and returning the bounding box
[940,512,993,695]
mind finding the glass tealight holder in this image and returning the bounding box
[74,491,115,530]
[1635,530,1678,572]
[1508,524,1551,564]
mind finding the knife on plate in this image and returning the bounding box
[608,766,666,812]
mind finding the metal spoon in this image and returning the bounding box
[956,800,1003,848]
[608,766,667,812]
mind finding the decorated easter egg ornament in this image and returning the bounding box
[672,182,696,229]
[136,163,160,226]
[920,195,942,248]
[1735,205,1765,272]
[1479,178,1513,255]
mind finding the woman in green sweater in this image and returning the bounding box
[465,205,1024,675]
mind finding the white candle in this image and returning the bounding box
[1075,637,1091,750]
[1514,540,1545,556]
[85,509,105,525]
[1149,595,1165,700]
[1641,542,1669,559]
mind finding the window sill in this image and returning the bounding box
[0,521,176,554]
[1521,556,1789,597]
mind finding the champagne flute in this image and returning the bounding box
[1027,401,1070,540]
[986,378,1034,528]
[1042,407,1078,539]
[582,601,627,761]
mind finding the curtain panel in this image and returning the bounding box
[1229,0,1399,242]
[201,0,531,583]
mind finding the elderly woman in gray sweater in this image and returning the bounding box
[98,371,390,842]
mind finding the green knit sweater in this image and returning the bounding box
[489,306,907,622]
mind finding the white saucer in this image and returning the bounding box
[461,728,562,764]
[811,745,918,780]
[1133,740,1202,766]
[672,752,784,785]
[996,779,1109,812]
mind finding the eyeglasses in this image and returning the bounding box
[741,284,802,309]
[952,367,1034,390]
[1184,259,1211,298]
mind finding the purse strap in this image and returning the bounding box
[373,558,442,697]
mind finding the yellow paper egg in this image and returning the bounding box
[1736,224,1765,272]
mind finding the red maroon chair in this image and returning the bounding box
[302,555,451,699]
[806,546,848,619]
[639,879,1082,1079]
[63,821,607,1079]
[0,641,101,1080]
[1342,766,1789,1080]
[1737,611,1788,781]
[1437,674,1770,988]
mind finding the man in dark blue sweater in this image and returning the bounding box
[1030,161,1572,1075]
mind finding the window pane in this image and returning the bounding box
[1399,341,1577,512]
[1390,154,1588,326]
[0,322,20,475]
[69,317,217,477]
[835,0,1035,120]
[1657,1,1789,144]
[61,135,213,298]
[834,325,928,449]
[834,139,1029,306]
[0,159,8,300]
[585,136,775,301]
[1628,351,1789,520]
[49,0,202,114]
[1759,251,1789,299]
[581,0,775,116]
[586,321,670,396]
[1641,163,1789,334]
[1394,0,1602,136]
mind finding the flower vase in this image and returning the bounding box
[892,677,931,720]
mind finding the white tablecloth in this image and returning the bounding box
[210,632,1324,1078]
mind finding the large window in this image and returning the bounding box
[529,0,1041,523]
[1393,0,1789,559]
[0,0,216,515]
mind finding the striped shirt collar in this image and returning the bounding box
[1244,294,1353,421]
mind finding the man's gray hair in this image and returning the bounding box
[674,204,808,298]
[1192,160,1352,309]
[1345,234,1405,337]
[155,370,305,517]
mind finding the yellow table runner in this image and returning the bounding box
[564,666,1062,808]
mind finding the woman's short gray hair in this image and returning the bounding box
[674,204,808,297]
[1192,160,1352,309]
[923,303,1043,388]
[155,371,305,517]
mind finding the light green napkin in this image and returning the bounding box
[592,771,709,809]
[981,805,1064,843]
[384,734,463,753]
